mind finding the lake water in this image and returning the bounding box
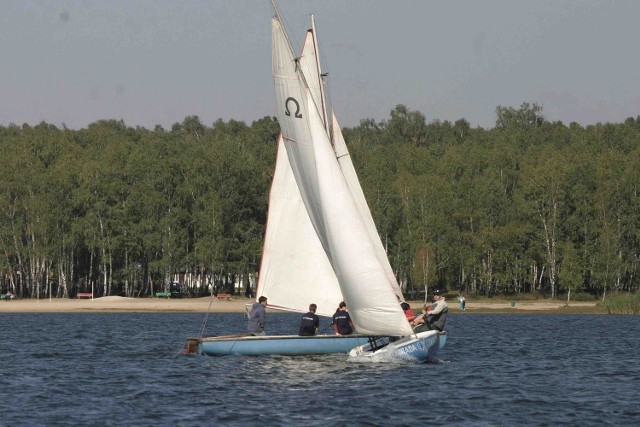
[1,311,638,426]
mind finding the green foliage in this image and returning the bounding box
[1,105,640,301]
[565,292,597,302]
[495,102,545,132]
[558,240,584,302]
[0,116,277,298]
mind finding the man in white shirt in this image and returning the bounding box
[410,289,448,332]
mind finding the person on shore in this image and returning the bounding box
[401,301,416,322]
[458,293,466,311]
[410,289,448,332]
[248,296,268,336]
[299,303,320,336]
[332,301,354,335]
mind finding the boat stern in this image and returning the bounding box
[348,330,446,362]
[182,337,201,355]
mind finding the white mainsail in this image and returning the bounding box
[270,16,412,337]
[300,18,401,301]
[330,112,405,302]
[299,17,404,303]
[257,14,345,318]
[256,19,359,318]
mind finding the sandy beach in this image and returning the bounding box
[0,296,601,314]
[0,296,249,313]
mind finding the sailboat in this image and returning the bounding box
[185,5,446,362]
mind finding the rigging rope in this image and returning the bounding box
[196,293,217,338]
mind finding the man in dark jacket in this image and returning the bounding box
[248,296,268,335]
[299,303,320,336]
[332,301,354,335]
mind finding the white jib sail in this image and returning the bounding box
[256,135,344,317]
[272,17,412,336]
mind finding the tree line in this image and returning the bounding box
[1,103,639,301]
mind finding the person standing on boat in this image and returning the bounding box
[299,303,320,336]
[410,290,448,332]
[248,296,268,336]
[332,301,354,335]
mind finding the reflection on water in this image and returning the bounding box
[1,312,639,425]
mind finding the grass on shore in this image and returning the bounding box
[601,293,640,315]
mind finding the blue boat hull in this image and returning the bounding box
[348,330,447,362]
[193,334,382,356]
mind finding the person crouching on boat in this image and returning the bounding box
[410,290,448,332]
[248,296,268,336]
[299,304,320,336]
[332,301,354,335]
[401,301,416,322]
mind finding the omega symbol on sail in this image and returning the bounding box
[285,97,302,118]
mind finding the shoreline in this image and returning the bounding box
[0,296,604,314]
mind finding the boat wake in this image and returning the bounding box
[347,352,430,364]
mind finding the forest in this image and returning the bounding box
[1,103,639,301]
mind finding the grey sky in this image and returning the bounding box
[1,0,639,130]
